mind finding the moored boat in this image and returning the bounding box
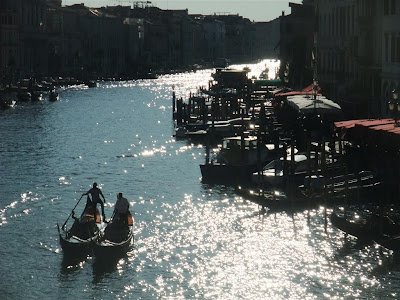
[201,135,285,183]
[30,91,43,101]
[93,210,134,257]
[49,89,59,102]
[0,98,16,109]
[374,235,400,251]
[331,211,400,242]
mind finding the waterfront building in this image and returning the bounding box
[212,14,253,63]
[251,18,280,60]
[315,0,400,118]
[381,0,400,116]
[0,0,49,78]
[279,1,315,88]
[46,0,63,76]
[200,17,226,64]
[61,4,133,77]
[0,2,19,84]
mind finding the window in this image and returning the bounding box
[391,34,396,62]
[397,35,400,63]
[385,33,389,62]
[391,0,396,14]
[384,0,389,15]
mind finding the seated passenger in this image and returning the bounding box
[114,192,129,224]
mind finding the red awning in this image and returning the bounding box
[301,83,321,92]
[334,119,398,145]
[334,119,369,129]
[335,118,400,151]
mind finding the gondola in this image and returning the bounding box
[331,211,400,242]
[93,210,134,257]
[374,235,400,251]
[57,196,104,255]
[330,211,372,240]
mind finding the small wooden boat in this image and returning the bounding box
[49,89,59,102]
[57,197,103,254]
[375,235,400,251]
[0,98,16,109]
[17,88,31,102]
[85,80,97,88]
[30,91,43,101]
[331,212,400,242]
[93,210,134,257]
[330,212,371,240]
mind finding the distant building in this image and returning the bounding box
[204,14,253,64]
[0,0,49,78]
[251,19,280,60]
[201,17,226,64]
[279,1,315,88]
[61,4,135,77]
[0,1,286,81]
[316,0,400,118]
[0,1,19,83]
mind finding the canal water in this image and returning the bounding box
[0,60,399,299]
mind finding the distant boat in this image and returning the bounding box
[17,88,31,102]
[49,89,59,102]
[85,80,98,88]
[30,91,43,101]
[243,66,251,72]
[0,99,16,109]
[0,92,17,109]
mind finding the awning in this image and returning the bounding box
[334,118,400,151]
[334,119,394,138]
[286,95,342,115]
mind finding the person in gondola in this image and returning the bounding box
[82,182,106,220]
[69,209,97,239]
[114,192,129,225]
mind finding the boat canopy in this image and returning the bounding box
[286,95,342,115]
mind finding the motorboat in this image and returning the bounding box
[251,153,315,186]
[201,135,285,183]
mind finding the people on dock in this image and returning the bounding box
[114,192,130,224]
[82,182,106,220]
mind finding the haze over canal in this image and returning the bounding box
[0,60,399,299]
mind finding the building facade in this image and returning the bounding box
[279,2,315,88]
[315,0,400,118]
[381,0,400,116]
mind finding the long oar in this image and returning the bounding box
[61,194,84,229]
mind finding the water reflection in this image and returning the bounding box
[333,236,373,258]
[92,253,131,284]
[59,253,89,275]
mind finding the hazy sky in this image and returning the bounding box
[63,0,301,22]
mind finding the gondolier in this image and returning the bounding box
[82,182,106,220]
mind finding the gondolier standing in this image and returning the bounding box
[82,182,106,220]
